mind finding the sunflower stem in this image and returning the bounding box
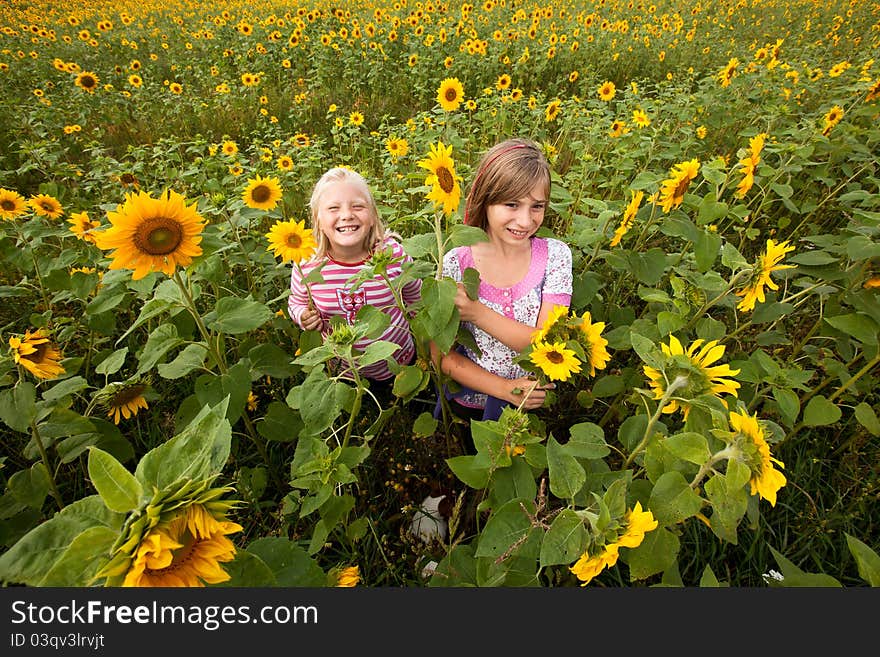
[690,444,738,490]
[624,375,689,469]
[30,419,64,510]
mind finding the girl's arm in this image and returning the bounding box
[430,342,551,410]
[288,263,323,330]
[455,290,560,352]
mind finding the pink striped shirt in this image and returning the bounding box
[288,237,422,381]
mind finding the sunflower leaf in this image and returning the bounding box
[87,446,143,513]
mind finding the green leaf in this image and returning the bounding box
[824,313,879,345]
[95,347,128,376]
[194,361,251,425]
[247,343,298,379]
[704,470,749,543]
[204,296,274,334]
[768,546,842,587]
[358,340,400,367]
[625,526,679,581]
[392,365,429,399]
[540,509,587,567]
[257,402,303,443]
[244,537,326,586]
[565,422,610,459]
[136,323,184,375]
[0,496,121,586]
[462,267,481,300]
[446,454,491,489]
[772,388,800,427]
[39,526,118,586]
[657,310,685,337]
[0,382,36,433]
[854,402,880,437]
[135,398,231,491]
[218,550,278,587]
[663,432,711,465]
[413,411,438,437]
[474,497,536,560]
[802,395,842,427]
[845,534,880,586]
[694,229,722,272]
[696,194,729,226]
[648,471,704,525]
[87,447,143,513]
[591,374,624,398]
[7,463,51,509]
[547,435,586,500]
[157,343,209,379]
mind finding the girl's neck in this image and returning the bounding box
[327,245,370,264]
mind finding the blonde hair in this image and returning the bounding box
[308,167,387,258]
[463,137,551,231]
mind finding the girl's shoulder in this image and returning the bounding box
[535,235,572,257]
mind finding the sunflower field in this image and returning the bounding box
[0,0,878,589]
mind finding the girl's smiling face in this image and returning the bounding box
[315,180,376,262]
[484,180,546,245]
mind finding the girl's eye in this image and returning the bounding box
[505,202,518,208]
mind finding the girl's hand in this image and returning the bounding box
[300,308,324,331]
[505,376,554,410]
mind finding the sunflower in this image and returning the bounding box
[597,80,616,101]
[616,502,659,548]
[98,379,150,424]
[610,190,643,247]
[74,70,99,92]
[735,239,796,312]
[9,329,65,380]
[92,189,205,280]
[728,409,786,506]
[241,72,257,86]
[717,58,739,87]
[121,503,242,587]
[495,73,512,91]
[0,188,28,220]
[349,111,365,126]
[292,132,310,148]
[417,141,462,217]
[29,193,64,219]
[221,139,238,156]
[570,542,619,586]
[385,137,409,160]
[530,341,582,382]
[572,311,611,376]
[696,125,708,139]
[437,77,464,111]
[531,304,568,343]
[545,98,561,122]
[734,133,767,199]
[277,155,294,171]
[656,159,700,213]
[335,565,360,587]
[243,174,283,211]
[821,105,844,137]
[632,108,650,128]
[643,335,740,417]
[265,218,317,262]
[68,210,101,242]
[609,120,626,138]
[128,74,142,88]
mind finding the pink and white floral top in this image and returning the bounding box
[442,236,572,409]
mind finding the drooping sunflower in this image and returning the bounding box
[735,239,796,312]
[656,159,700,213]
[9,329,65,380]
[734,133,768,199]
[97,379,151,424]
[728,409,786,506]
[335,565,361,587]
[717,57,739,87]
[74,70,99,93]
[531,304,569,343]
[121,503,242,587]
[67,211,101,243]
[597,80,616,101]
[243,174,283,211]
[437,77,464,112]
[610,190,644,247]
[572,311,611,376]
[570,542,619,586]
[616,502,659,548]
[385,137,409,160]
[0,188,28,220]
[530,341,582,382]
[643,335,741,418]
[29,193,64,219]
[417,141,462,217]
[265,218,317,263]
[92,189,205,280]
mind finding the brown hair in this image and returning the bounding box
[308,166,386,258]
[463,137,551,231]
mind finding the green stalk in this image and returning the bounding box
[30,419,64,510]
[624,375,689,468]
